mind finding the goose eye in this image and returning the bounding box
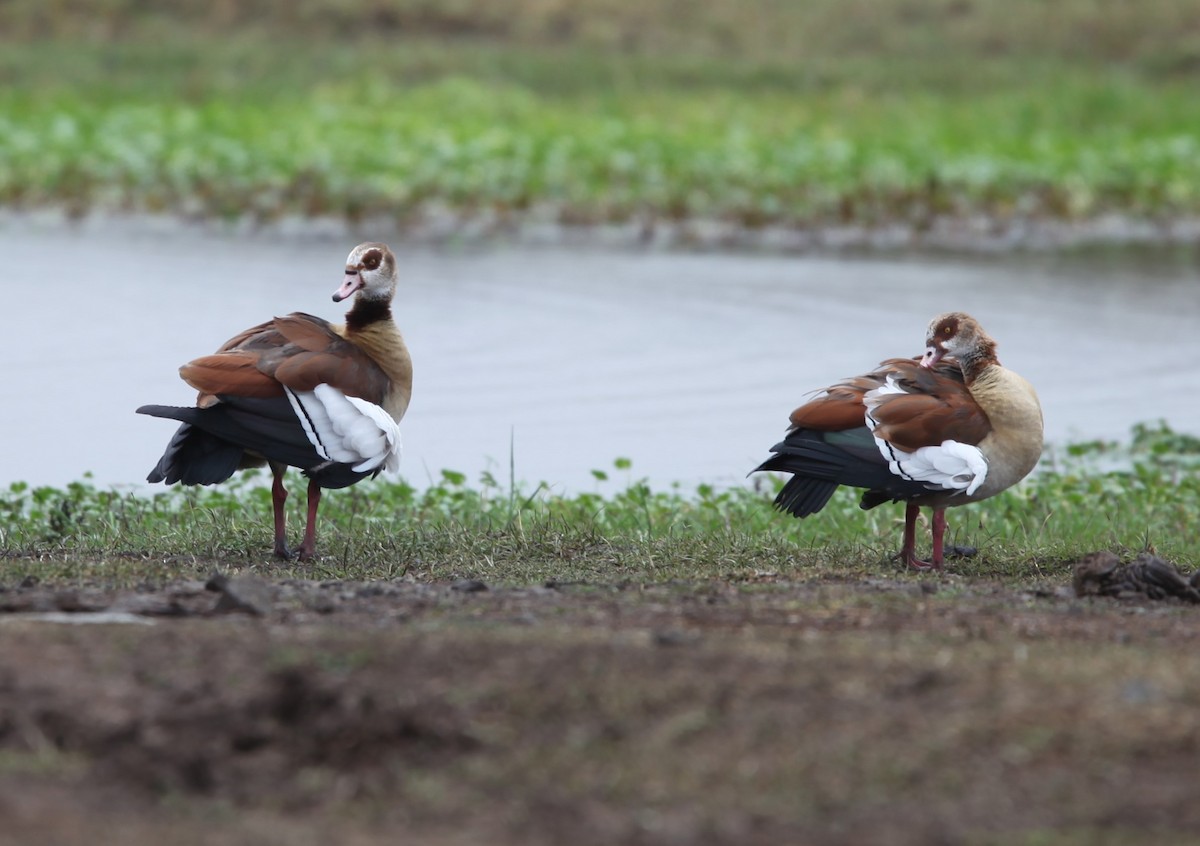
[362,250,382,270]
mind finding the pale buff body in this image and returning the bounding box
[334,320,413,423]
[917,364,1043,508]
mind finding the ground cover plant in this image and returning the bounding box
[2,0,1200,232]
[3,423,1197,584]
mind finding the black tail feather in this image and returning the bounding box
[139,400,313,485]
[773,475,839,518]
[137,399,372,490]
[138,414,245,486]
[754,427,926,518]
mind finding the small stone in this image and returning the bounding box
[451,579,489,594]
[653,630,697,647]
[54,590,85,612]
[307,593,336,615]
[543,578,582,590]
[211,577,273,616]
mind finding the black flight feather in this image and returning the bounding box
[754,427,932,518]
[136,395,376,490]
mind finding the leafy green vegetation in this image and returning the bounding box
[2,424,1197,586]
[2,0,1199,229]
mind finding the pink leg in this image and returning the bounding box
[929,508,947,571]
[270,463,293,559]
[296,479,322,561]
[899,501,940,571]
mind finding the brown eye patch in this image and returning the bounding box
[362,249,382,270]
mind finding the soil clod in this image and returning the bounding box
[1073,551,1200,603]
[207,575,274,616]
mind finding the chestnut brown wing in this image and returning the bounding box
[179,312,390,406]
[786,357,990,449]
[788,372,889,431]
[864,358,992,451]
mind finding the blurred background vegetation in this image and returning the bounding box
[6,0,1200,69]
[3,0,1200,228]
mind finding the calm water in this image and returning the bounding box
[4,222,1198,492]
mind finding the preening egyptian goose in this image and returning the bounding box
[754,312,1043,570]
[137,242,413,561]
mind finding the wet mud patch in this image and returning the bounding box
[0,628,479,809]
[82,666,473,800]
[1,573,1200,845]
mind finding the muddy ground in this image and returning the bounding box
[2,571,1199,845]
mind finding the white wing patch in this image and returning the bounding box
[875,439,987,495]
[285,384,402,474]
[863,375,987,496]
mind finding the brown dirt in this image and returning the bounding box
[1,573,1200,845]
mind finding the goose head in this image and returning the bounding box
[920,312,991,369]
[333,242,398,304]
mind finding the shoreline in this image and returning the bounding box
[4,207,1200,256]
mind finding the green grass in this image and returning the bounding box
[2,0,1200,229]
[2,423,1198,587]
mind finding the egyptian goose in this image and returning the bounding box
[137,242,413,561]
[754,312,1043,570]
